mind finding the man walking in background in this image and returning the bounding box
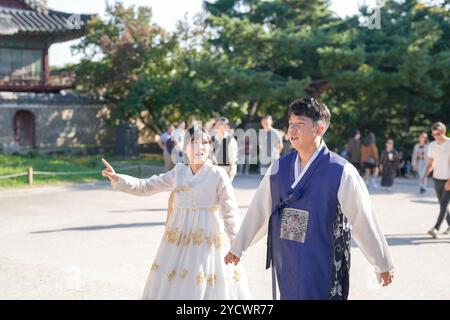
[213,117,238,181]
[421,122,450,238]
[259,115,283,175]
[346,129,362,174]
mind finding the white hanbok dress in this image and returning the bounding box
[111,160,251,300]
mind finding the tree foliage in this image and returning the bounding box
[74,0,449,152]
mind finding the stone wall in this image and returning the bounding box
[0,92,115,152]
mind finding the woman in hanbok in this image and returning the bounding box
[101,127,251,300]
[380,138,400,191]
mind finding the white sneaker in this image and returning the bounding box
[443,227,450,235]
[427,228,438,239]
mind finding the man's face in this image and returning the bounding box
[218,123,228,134]
[288,114,318,150]
[432,129,445,142]
[261,118,272,130]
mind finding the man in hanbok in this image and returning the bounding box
[225,98,394,300]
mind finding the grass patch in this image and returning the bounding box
[0,153,164,188]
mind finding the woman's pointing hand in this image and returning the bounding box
[101,158,118,182]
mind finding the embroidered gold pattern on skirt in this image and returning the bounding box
[167,270,177,282]
[151,262,159,271]
[164,227,226,249]
[196,272,205,285]
[233,270,241,282]
[179,269,188,280]
[207,274,217,287]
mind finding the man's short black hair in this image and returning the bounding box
[288,98,331,127]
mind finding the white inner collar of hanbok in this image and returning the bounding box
[291,140,325,189]
[185,159,213,180]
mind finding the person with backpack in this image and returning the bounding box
[361,132,380,189]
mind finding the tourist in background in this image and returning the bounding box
[346,129,362,174]
[380,139,400,192]
[158,124,175,171]
[259,115,283,175]
[412,132,429,193]
[420,122,450,238]
[361,132,380,188]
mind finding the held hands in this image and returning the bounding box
[101,158,118,182]
[224,251,240,265]
[377,270,394,287]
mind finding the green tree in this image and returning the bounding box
[73,0,449,152]
[318,0,450,151]
[73,3,194,133]
[200,0,337,125]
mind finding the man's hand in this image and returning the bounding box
[377,270,394,287]
[101,158,118,182]
[445,179,450,191]
[224,251,240,265]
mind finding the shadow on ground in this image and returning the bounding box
[352,233,450,247]
[30,221,166,234]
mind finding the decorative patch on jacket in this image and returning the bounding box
[280,207,309,243]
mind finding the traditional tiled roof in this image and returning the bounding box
[0,6,93,36]
[0,91,101,105]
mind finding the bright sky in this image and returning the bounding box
[48,0,378,67]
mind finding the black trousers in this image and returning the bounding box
[433,178,450,230]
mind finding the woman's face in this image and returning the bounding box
[419,133,427,144]
[386,140,394,151]
[185,135,211,165]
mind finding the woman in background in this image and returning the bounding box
[360,132,380,189]
[380,139,400,192]
[412,132,429,194]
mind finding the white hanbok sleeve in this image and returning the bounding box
[217,169,241,243]
[230,163,274,258]
[338,163,394,273]
[111,164,179,196]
